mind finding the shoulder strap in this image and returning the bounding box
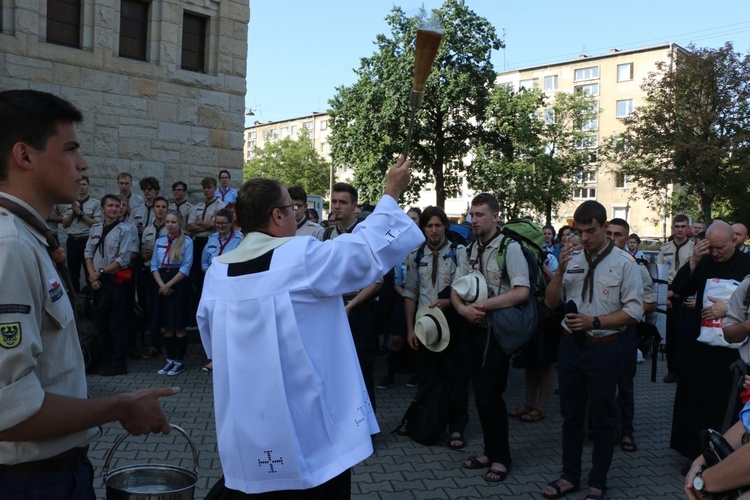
[414,242,427,266]
[323,225,335,241]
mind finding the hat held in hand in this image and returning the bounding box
[452,269,489,304]
[414,305,450,352]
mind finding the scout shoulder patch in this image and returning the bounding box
[48,278,64,303]
[0,322,21,349]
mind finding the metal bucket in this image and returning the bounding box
[102,424,199,500]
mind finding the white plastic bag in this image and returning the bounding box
[697,278,746,348]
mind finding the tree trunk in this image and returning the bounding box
[544,200,552,226]
[701,195,712,226]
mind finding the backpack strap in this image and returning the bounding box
[323,225,335,241]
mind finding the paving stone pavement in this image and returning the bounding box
[86,346,689,499]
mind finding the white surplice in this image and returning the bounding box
[198,195,424,494]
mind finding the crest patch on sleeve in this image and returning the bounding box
[0,322,21,349]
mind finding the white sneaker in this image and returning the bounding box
[636,349,645,364]
[167,362,185,376]
[158,360,175,375]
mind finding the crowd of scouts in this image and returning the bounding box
[36,159,750,499]
[46,171,243,377]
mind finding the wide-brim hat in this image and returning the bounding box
[452,269,489,304]
[414,305,450,352]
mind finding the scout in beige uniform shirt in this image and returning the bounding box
[403,238,466,307]
[188,198,226,238]
[0,193,97,464]
[657,238,695,284]
[560,246,644,338]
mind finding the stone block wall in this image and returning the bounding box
[0,0,249,201]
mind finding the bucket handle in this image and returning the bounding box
[102,423,200,479]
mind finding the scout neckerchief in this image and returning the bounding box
[76,196,89,222]
[582,238,615,303]
[0,197,76,314]
[427,237,448,286]
[217,231,235,256]
[201,198,218,221]
[673,238,689,269]
[161,233,177,269]
[95,219,122,258]
[474,229,501,274]
[336,217,360,236]
[218,187,232,202]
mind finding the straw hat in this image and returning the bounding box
[414,305,450,352]
[452,269,489,304]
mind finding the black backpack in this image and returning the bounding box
[393,377,448,445]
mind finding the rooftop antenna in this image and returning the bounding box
[501,27,506,71]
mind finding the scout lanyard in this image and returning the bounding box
[161,234,176,269]
[217,232,234,256]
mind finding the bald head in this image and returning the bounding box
[706,221,735,262]
[732,223,748,250]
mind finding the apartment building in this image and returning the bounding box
[0,0,248,198]
[494,43,682,238]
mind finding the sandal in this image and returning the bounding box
[520,408,545,422]
[620,435,638,452]
[584,490,607,500]
[541,478,580,499]
[447,432,465,450]
[509,403,533,418]
[462,456,490,470]
[483,465,508,483]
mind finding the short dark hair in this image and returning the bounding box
[673,214,689,224]
[153,196,169,206]
[608,218,630,232]
[80,175,90,184]
[0,90,83,181]
[236,178,286,232]
[218,169,231,178]
[139,176,160,192]
[101,194,120,207]
[332,182,358,204]
[287,186,307,204]
[557,225,573,242]
[215,207,234,223]
[201,177,217,189]
[471,193,500,215]
[419,206,450,231]
[407,207,422,219]
[543,224,555,233]
[629,233,641,244]
[574,200,606,226]
[172,181,187,191]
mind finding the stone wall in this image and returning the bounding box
[0,0,249,201]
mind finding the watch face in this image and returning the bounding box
[693,475,704,491]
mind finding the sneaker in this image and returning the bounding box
[406,375,419,388]
[663,371,678,383]
[158,360,175,375]
[167,362,185,376]
[377,376,395,390]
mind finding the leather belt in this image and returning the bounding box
[562,330,617,343]
[0,446,88,475]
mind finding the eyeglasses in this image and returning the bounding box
[274,204,299,214]
[215,221,229,226]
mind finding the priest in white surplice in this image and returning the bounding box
[198,157,424,498]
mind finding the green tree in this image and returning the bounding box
[605,42,750,223]
[243,132,331,195]
[328,0,502,207]
[468,86,599,223]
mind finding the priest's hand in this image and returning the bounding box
[384,156,411,201]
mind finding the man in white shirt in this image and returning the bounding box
[198,156,423,497]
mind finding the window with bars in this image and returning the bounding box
[119,0,149,61]
[47,0,81,48]
[181,11,206,72]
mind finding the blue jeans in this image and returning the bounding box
[0,456,95,499]
[558,333,622,491]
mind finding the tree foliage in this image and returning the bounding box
[468,86,598,222]
[604,42,750,223]
[243,133,330,195]
[328,0,502,207]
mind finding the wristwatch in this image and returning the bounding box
[693,469,711,496]
[99,268,106,275]
[592,316,601,329]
